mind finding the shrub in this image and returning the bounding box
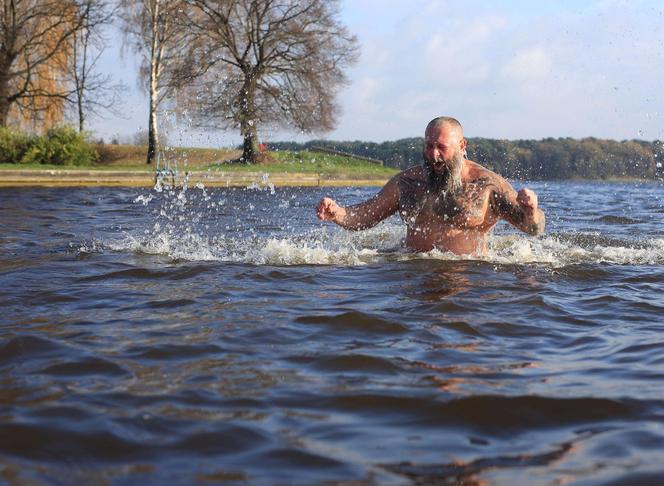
[0,127,29,164]
[0,126,99,165]
[20,135,48,165]
[44,126,99,165]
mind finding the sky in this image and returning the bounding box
[90,0,664,147]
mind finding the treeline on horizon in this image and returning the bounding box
[269,137,664,180]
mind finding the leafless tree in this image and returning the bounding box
[0,0,89,129]
[120,0,189,164]
[62,0,126,133]
[180,0,359,163]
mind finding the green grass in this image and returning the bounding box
[209,150,397,177]
[0,146,398,179]
[0,162,154,171]
[0,144,241,171]
[96,144,240,168]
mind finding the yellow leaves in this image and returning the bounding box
[5,0,80,132]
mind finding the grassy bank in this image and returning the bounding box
[0,144,397,179]
[95,144,241,170]
[208,150,396,177]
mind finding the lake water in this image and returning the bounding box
[1,180,663,484]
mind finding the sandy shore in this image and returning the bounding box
[0,169,388,188]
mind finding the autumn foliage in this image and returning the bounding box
[0,0,86,130]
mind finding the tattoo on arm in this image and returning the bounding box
[492,191,525,224]
[492,190,542,235]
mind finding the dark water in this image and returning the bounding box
[1,180,663,484]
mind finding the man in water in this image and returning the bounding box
[315,116,545,256]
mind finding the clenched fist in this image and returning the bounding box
[316,197,347,224]
[517,188,538,211]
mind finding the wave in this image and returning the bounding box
[488,233,664,266]
[595,215,642,225]
[75,184,664,267]
[81,226,664,267]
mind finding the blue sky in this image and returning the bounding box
[90,0,664,146]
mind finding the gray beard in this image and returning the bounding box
[423,150,464,195]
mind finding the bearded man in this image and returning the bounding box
[315,116,545,256]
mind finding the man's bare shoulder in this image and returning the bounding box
[373,165,424,199]
[398,165,425,179]
[393,165,427,191]
[464,160,512,191]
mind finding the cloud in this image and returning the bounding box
[92,1,664,145]
[355,77,381,105]
[465,14,509,40]
[329,1,664,142]
[329,4,513,141]
[501,47,552,80]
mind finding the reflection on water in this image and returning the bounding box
[0,182,663,483]
[400,261,473,301]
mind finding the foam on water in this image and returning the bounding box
[94,226,664,267]
[488,234,664,266]
[83,184,664,267]
[101,225,395,265]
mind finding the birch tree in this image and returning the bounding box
[181,0,358,164]
[120,0,189,164]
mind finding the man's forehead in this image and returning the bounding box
[425,124,463,141]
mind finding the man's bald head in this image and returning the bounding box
[425,116,464,138]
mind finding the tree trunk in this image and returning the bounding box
[77,87,85,132]
[146,0,161,165]
[75,28,85,133]
[0,64,11,127]
[240,120,259,163]
[0,96,9,127]
[238,74,259,163]
[147,96,158,165]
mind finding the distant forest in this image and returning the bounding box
[269,137,664,180]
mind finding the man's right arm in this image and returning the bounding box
[316,175,401,230]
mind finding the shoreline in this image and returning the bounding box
[0,169,658,188]
[0,169,389,188]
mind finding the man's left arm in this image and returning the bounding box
[491,183,545,236]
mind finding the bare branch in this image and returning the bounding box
[178,0,358,162]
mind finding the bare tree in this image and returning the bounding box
[0,0,89,129]
[180,0,359,163]
[63,0,125,133]
[120,0,189,164]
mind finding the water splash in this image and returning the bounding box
[95,226,664,267]
[82,184,664,267]
[246,173,276,194]
[133,194,154,206]
[488,234,664,266]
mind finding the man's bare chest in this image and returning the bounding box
[398,176,495,229]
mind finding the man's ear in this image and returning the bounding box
[460,138,468,156]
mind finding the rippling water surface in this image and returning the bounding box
[1,180,663,484]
